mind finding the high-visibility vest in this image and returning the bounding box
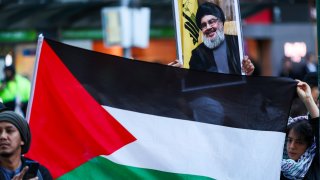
[0,75,31,103]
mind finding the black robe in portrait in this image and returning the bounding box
[189,34,241,74]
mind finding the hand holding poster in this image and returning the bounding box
[173,0,245,74]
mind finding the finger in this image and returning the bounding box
[242,59,252,68]
[174,63,183,68]
[13,166,28,179]
[249,63,254,71]
[245,65,254,75]
[242,59,248,65]
[246,70,253,75]
[296,80,303,85]
[244,62,251,69]
[297,85,307,93]
[20,166,29,177]
[296,81,306,87]
[168,60,182,66]
[242,60,249,67]
[242,62,253,71]
[246,67,253,73]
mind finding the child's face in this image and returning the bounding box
[286,129,308,161]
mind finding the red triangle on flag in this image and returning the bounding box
[26,40,136,178]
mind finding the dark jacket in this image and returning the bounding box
[0,157,53,180]
[281,117,319,180]
[189,34,241,74]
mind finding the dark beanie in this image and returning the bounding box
[196,2,225,29]
[0,111,31,154]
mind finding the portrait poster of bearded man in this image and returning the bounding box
[173,0,246,75]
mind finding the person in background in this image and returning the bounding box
[304,52,317,73]
[0,66,31,117]
[279,56,294,78]
[303,72,318,107]
[281,80,319,179]
[279,56,309,80]
[289,72,318,117]
[0,110,52,180]
[169,2,254,75]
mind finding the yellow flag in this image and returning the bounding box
[179,0,201,68]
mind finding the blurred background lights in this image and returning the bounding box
[5,54,12,66]
[284,42,307,63]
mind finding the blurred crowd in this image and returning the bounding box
[278,52,318,117]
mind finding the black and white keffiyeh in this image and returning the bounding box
[281,116,316,180]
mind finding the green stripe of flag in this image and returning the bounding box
[57,156,215,180]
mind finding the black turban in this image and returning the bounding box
[196,2,225,29]
[0,111,31,154]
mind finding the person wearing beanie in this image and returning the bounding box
[189,2,254,75]
[0,111,52,180]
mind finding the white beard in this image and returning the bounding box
[203,28,225,49]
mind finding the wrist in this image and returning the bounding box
[302,95,314,104]
[304,99,319,118]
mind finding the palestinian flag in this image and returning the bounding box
[26,37,297,179]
